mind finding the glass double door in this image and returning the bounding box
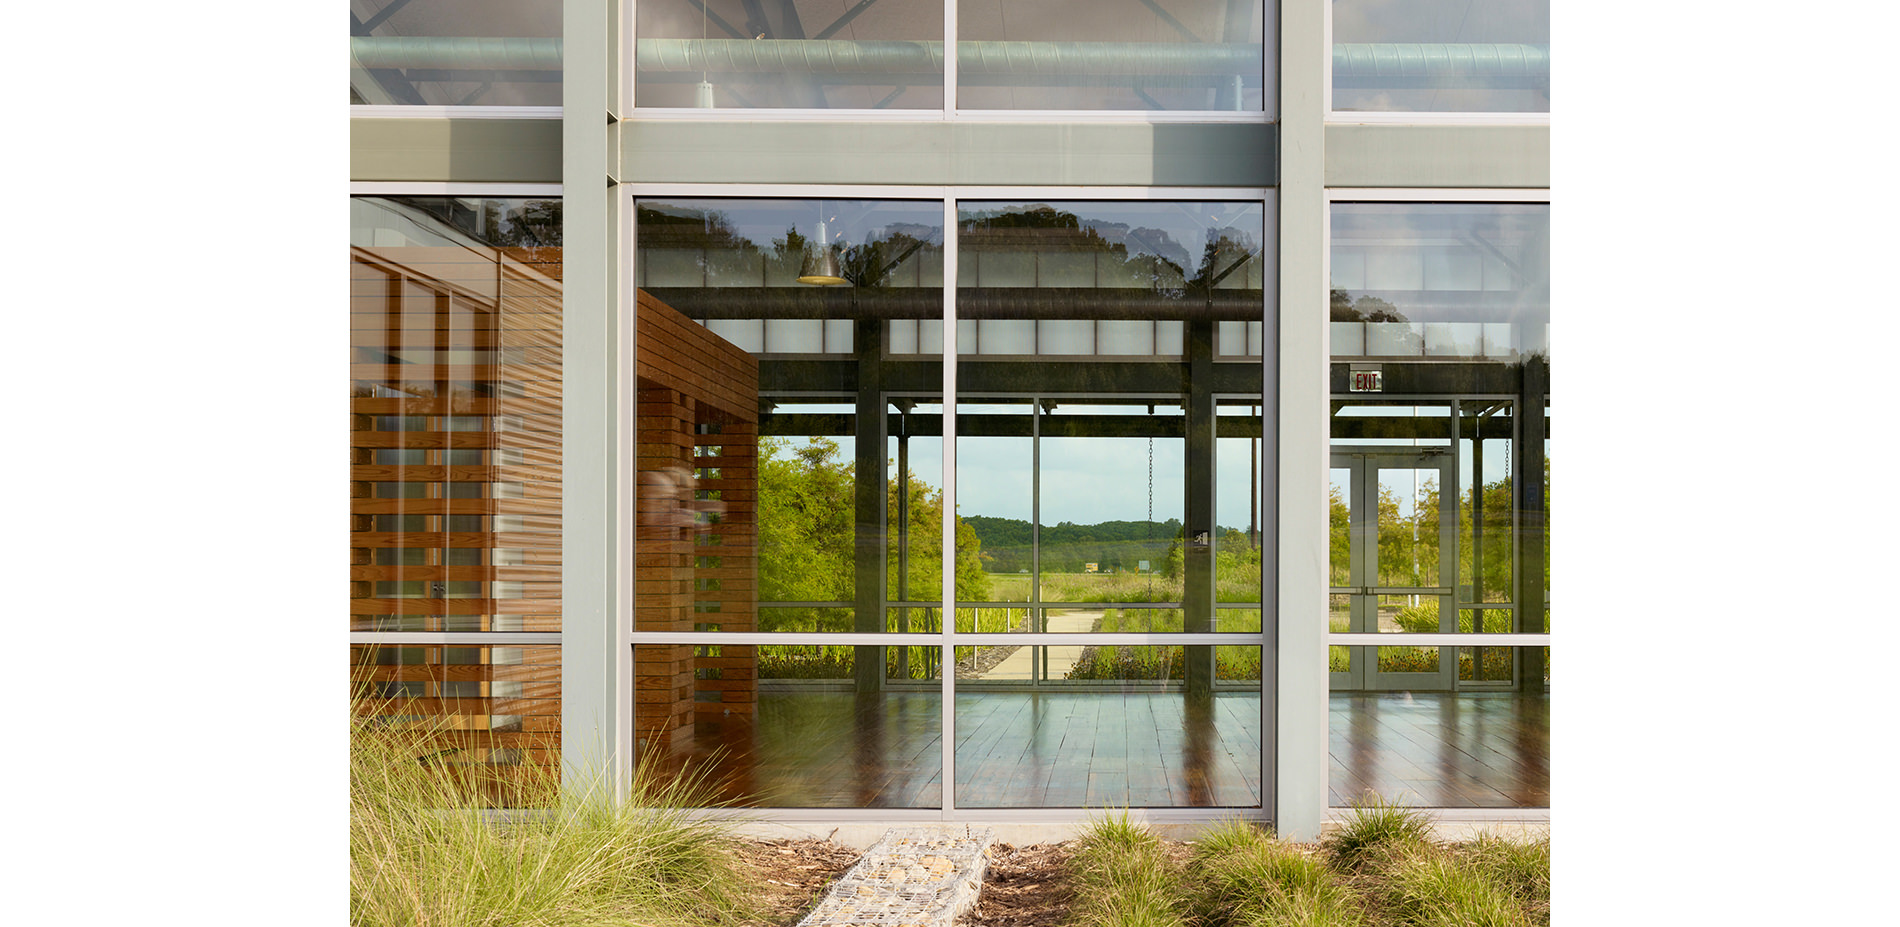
[1329,448,1456,691]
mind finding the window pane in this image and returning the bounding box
[1331,204,1549,361]
[633,197,945,653]
[634,1,944,109]
[635,646,942,808]
[955,646,1262,807]
[959,0,1265,111]
[1332,0,1549,113]
[351,643,561,802]
[350,0,561,106]
[351,196,563,634]
[1329,647,1547,807]
[955,201,1267,634]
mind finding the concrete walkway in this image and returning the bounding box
[972,609,1103,680]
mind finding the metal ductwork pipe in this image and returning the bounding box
[351,36,1547,82]
[639,39,1261,76]
[350,36,563,71]
[1332,43,1550,81]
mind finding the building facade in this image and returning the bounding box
[350,0,1549,839]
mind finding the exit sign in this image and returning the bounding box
[1350,370,1383,392]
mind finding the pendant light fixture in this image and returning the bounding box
[797,206,848,286]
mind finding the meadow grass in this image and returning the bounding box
[350,714,754,927]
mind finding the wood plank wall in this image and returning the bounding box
[634,290,760,751]
[350,243,564,770]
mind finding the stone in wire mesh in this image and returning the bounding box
[794,827,996,927]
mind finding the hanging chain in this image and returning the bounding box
[1147,434,1155,599]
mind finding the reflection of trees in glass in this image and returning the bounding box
[960,204,1261,294]
[1330,287,1407,322]
[637,204,941,289]
[755,437,987,632]
[757,438,854,621]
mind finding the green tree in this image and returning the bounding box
[756,437,854,630]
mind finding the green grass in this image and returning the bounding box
[1063,608,1263,681]
[350,715,754,927]
[1169,810,1548,927]
[1366,842,1535,927]
[1186,820,1366,927]
[1325,794,1435,868]
[1067,812,1190,927]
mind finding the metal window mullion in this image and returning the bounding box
[941,193,959,816]
[628,632,944,646]
[351,632,562,646]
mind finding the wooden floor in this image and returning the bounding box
[650,687,1546,810]
[1329,692,1550,808]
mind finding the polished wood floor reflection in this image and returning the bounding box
[648,688,1546,810]
[1329,692,1549,808]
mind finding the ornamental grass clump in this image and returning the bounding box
[349,715,753,927]
[1066,812,1189,927]
[1368,841,1534,927]
[1325,794,1435,868]
[1460,834,1550,923]
[1187,819,1364,927]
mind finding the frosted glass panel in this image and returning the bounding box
[977,320,1036,354]
[1368,322,1423,356]
[1038,320,1095,355]
[1101,321,1156,355]
[1425,323,1481,357]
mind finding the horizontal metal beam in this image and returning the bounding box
[758,358,1259,394]
[644,287,1265,320]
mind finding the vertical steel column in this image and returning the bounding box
[1516,357,1548,692]
[1276,0,1329,840]
[855,319,888,692]
[1184,320,1217,698]
[562,0,628,799]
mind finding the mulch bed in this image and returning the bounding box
[731,838,863,926]
[957,842,1077,927]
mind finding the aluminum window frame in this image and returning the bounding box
[1320,187,1550,817]
[624,183,1276,820]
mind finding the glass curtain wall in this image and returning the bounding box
[1326,201,1548,808]
[630,195,1270,810]
[350,0,562,105]
[631,1,1267,111]
[350,195,564,795]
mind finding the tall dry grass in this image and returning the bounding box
[349,716,753,927]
